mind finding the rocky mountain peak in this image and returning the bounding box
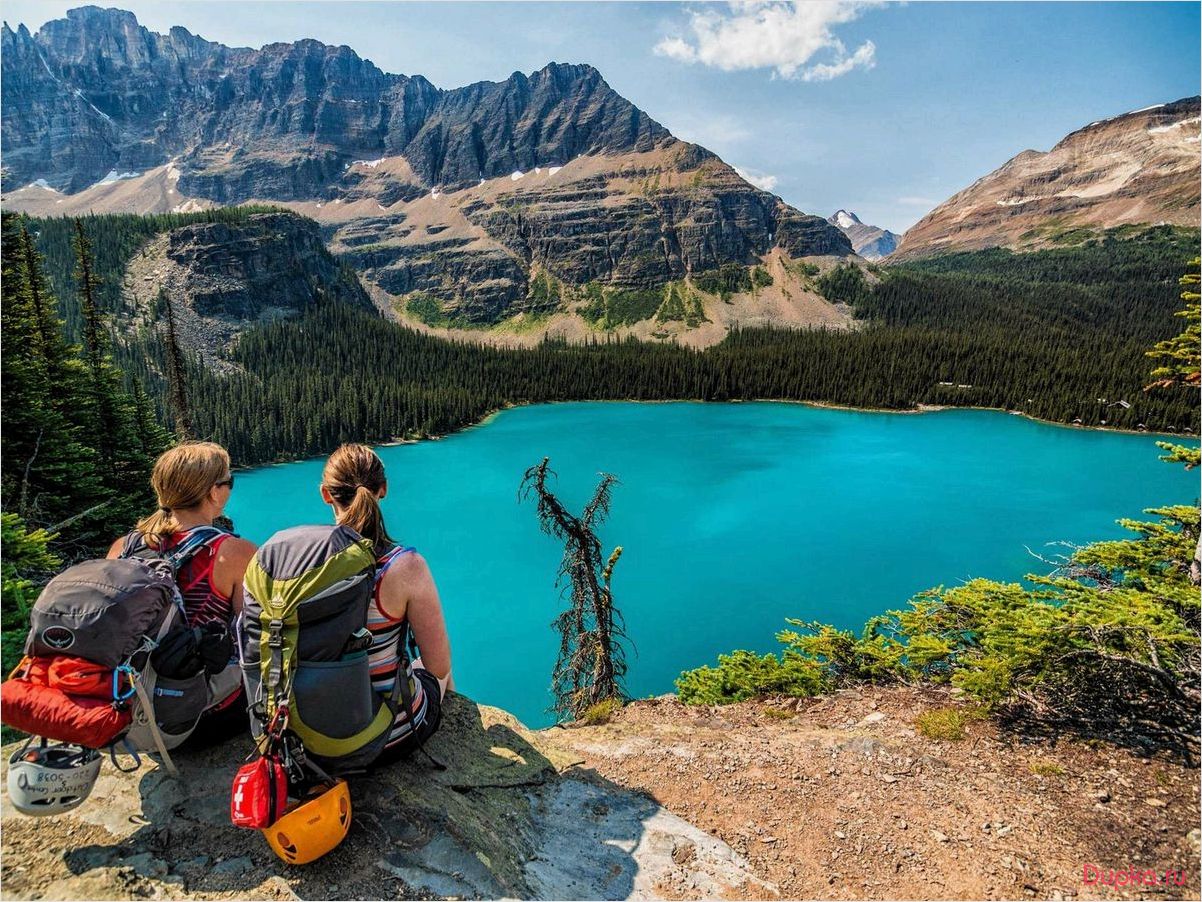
[828,209,899,261]
[1,6,676,195]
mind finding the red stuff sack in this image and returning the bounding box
[0,678,132,748]
[47,656,115,699]
[231,755,289,829]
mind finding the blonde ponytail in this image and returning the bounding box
[135,442,231,547]
[321,444,394,554]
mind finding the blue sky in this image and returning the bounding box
[5,1,1199,232]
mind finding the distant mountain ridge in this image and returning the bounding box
[1,6,854,337]
[892,97,1201,260]
[828,210,899,260]
[0,6,668,197]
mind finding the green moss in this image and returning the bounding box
[1028,760,1065,777]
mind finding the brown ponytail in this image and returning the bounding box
[135,442,232,547]
[322,444,393,554]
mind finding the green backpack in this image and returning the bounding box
[239,524,409,773]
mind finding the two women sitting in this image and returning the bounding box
[109,440,451,761]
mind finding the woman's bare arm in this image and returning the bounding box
[380,552,452,686]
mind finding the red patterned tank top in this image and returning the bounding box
[122,527,234,628]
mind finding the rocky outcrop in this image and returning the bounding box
[0,695,773,901]
[2,7,853,334]
[6,687,1199,900]
[828,210,899,261]
[892,97,1201,260]
[123,212,373,369]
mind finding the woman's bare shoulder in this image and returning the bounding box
[218,535,258,567]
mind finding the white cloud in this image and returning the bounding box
[896,195,940,206]
[800,39,875,82]
[734,166,779,192]
[654,1,882,82]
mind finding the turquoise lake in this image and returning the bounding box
[226,402,1200,727]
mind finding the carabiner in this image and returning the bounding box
[112,664,137,702]
[266,703,290,737]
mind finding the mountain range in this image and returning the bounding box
[0,6,853,342]
[2,7,1198,343]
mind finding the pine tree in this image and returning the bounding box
[1,214,102,527]
[68,218,158,534]
[157,288,195,440]
[1147,257,1201,390]
[129,379,172,459]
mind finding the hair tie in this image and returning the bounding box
[159,506,172,514]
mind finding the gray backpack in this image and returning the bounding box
[21,528,227,772]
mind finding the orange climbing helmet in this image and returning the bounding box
[263,779,351,865]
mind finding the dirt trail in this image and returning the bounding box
[544,687,1201,901]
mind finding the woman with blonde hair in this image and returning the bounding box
[107,441,256,738]
[320,443,452,761]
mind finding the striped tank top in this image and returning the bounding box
[368,543,429,745]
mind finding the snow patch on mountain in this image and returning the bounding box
[97,170,140,185]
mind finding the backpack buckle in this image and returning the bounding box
[267,619,283,648]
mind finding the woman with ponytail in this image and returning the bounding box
[321,443,452,760]
[107,441,256,738]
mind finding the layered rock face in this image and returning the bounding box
[2,7,852,330]
[328,149,852,324]
[892,97,1201,260]
[123,212,372,369]
[829,210,900,261]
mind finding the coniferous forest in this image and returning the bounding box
[6,211,1199,513]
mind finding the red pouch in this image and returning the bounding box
[230,755,289,829]
[48,656,114,699]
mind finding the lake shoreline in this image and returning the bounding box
[396,398,1197,445]
[237,398,1197,470]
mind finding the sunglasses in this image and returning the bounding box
[215,474,235,490]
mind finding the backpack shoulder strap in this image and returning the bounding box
[118,530,148,559]
[160,525,230,575]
